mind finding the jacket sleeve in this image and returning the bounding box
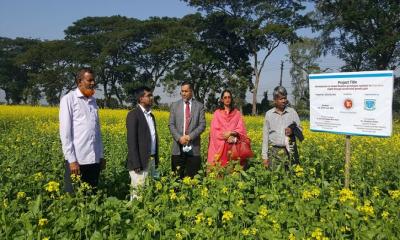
[126,110,141,170]
[188,102,206,140]
[168,102,181,142]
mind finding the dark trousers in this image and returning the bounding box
[171,154,201,179]
[64,161,101,193]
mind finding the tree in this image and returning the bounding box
[0,37,39,104]
[183,0,309,115]
[314,0,400,71]
[288,37,323,115]
[394,76,400,116]
[163,13,252,110]
[122,17,186,105]
[17,40,82,105]
[65,16,139,107]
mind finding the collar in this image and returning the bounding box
[138,104,152,115]
[75,88,94,101]
[273,106,288,114]
[184,98,193,105]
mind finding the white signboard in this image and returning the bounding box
[309,70,394,137]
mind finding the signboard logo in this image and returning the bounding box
[344,99,353,109]
[364,99,376,111]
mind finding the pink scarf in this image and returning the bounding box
[207,109,248,167]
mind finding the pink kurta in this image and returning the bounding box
[207,109,248,167]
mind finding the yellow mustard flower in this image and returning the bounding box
[195,213,205,225]
[146,223,154,231]
[222,210,233,223]
[71,174,81,183]
[381,211,389,220]
[258,205,268,218]
[356,200,374,217]
[175,232,183,240]
[182,177,191,185]
[79,182,92,191]
[17,191,26,199]
[388,190,400,200]
[169,189,177,201]
[201,187,208,198]
[236,199,244,207]
[45,181,60,193]
[302,187,320,200]
[178,194,186,201]
[207,217,213,226]
[237,182,245,190]
[288,233,296,240]
[241,228,250,236]
[340,226,351,233]
[339,188,357,203]
[294,165,304,177]
[272,219,281,232]
[310,228,329,240]
[155,182,162,191]
[38,218,48,227]
[34,172,44,181]
[372,186,380,197]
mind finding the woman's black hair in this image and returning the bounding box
[218,89,235,112]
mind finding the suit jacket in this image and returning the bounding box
[169,99,206,156]
[126,107,159,171]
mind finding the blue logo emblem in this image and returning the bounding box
[364,99,376,111]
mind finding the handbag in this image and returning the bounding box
[230,135,254,161]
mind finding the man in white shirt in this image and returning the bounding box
[126,86,159,200]
[59,68,105,193]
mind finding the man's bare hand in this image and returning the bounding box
[285,127,293,136]
[69,162,80,175]
[179,135,191,145]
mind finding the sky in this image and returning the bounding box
[0,0,345,104]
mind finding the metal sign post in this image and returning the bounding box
[344,135,351,188]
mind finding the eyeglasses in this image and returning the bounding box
[223,96,232,99]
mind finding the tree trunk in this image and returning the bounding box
[252,52,259,116]
[103,83,109,108]
[114,85,123,106]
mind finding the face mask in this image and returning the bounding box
[81,88,95,97]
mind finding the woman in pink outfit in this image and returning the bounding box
[207,90,250,168]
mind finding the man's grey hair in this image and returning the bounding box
[273,86,287,99]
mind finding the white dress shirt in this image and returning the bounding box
[139,104,156,155]
[59,88,104,164]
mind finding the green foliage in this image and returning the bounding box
[0,37,40,104]
[314,0,400,71]
[288,37,324,117]
[184,0,310,115]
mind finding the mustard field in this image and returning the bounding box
[0,105,399,239]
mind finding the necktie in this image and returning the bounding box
[185,101,190,135]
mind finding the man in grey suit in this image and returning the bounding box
[169,81,206,179]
